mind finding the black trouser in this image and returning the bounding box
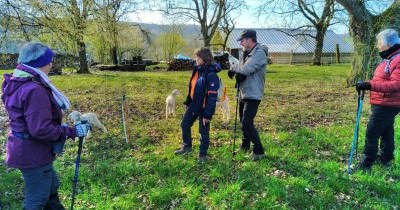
[363,105,400,166]
[239,99,265,155]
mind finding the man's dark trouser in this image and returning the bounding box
[20,163,65,210]
[181,107,210,156]
[363,105,400,166]
[239,99,265,155]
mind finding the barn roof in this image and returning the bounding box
[227,28,353,53]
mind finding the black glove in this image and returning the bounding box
[356,82,371,91]
[228,70,235,79]
[235,73,246,83]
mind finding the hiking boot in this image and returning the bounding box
[253,153,266,161]
[174,147,192,155]
[379,160,392,168]
[354,162,372,173]
[198,155,208,163]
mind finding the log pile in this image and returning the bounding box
[0,53,77,75]
[167,59,194,71]
[167,53,231,71]
[213,53,230,70]
[93,64,146,71]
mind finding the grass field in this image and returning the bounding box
[1,64,400,209]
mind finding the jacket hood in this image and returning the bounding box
[195,63,222,73]
[2,74,35,97]
[257,44,269,56]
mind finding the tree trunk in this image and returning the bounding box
[111,46,118,65]
[223,30,233,52]
[336,44,340,64]
[77,40,89,74]
[337,0,400,86]
[202,26,211,46]
[347,14,374,85]
[312,26,326,65]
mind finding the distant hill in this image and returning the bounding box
[132,22,202,40]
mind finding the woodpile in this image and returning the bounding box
[167,53,231,71]
[213,53,230,70]
[0,53,77,75]
[93,64,146,71]
[0,54,18,69]
[167,59,194,71]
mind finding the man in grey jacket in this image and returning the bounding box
[228,29,268,161]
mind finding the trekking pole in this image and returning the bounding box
[355,88,361,160]
[70,136,84,210]
[347,82,365,175]
[232,82,240,157]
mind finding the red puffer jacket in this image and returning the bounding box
[370,49,400,107]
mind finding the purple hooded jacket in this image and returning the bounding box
[1,66,76,169]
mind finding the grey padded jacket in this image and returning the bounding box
[231,44,268,100]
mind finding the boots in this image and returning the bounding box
[43,193,65,210]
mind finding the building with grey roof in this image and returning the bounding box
[226,28,353,64]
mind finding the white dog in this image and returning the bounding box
[68,111,107,138]
[165,89,181,119]
[216,95,230,123]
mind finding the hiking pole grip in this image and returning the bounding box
[71,136,84,210]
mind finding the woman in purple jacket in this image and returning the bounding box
[1,42,90,210]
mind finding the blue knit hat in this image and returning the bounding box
[18,42,54,67]
[25,47,53,67]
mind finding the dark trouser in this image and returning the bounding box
[363,105,400,166]
[181,107,210,156]
[20,163,65,210]
[239,99,265,155]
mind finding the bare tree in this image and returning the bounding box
[94,0,140,65]
[1,0,94,73]
[153,0,244,46]
[220,1,238,52]
[259,0,339,65]
[336,0,400,85]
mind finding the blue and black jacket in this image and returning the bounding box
[184,63,221,120]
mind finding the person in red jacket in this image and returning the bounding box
[356,28,400,171]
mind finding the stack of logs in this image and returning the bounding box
[167,59,194,71]
[93,64,146,71]
[213,53,230,70]
[167,53,231,71]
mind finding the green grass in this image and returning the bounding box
[1,64,400,209]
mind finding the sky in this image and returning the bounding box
[127,0,394,35]
[127,1,274,28]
